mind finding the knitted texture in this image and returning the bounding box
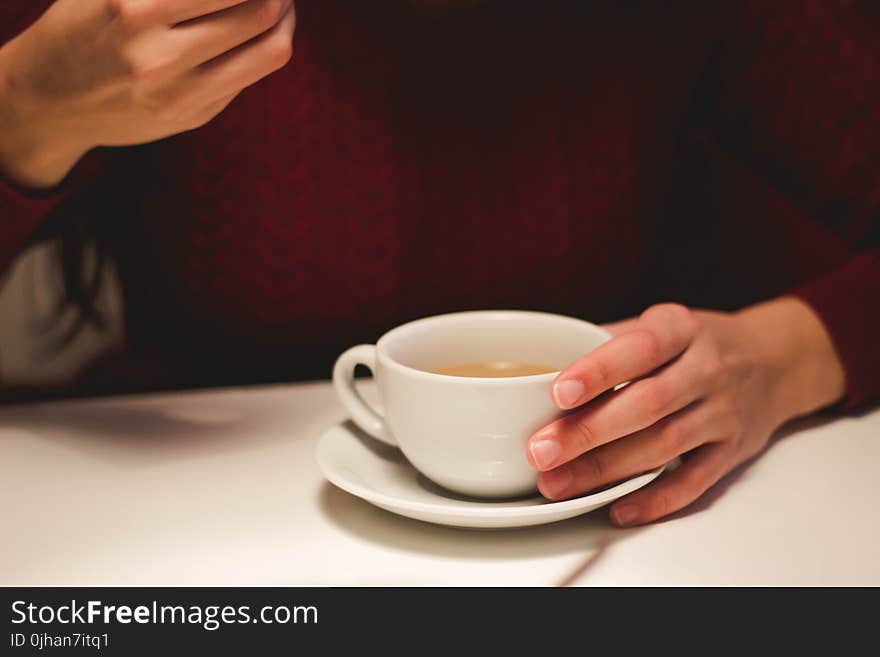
[1,1,878,402]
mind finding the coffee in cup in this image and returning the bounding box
[430,362,557,378]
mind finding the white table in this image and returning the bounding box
[1,381,878,586]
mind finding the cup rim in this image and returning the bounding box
[375,310,612,385]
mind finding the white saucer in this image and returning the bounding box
[316,422,666,529]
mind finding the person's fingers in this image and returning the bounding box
[168,0,293,71]
[527,338,711,471]
[536,400,731,500]
[608,442,736,526]
[551,303,700,410]
[190,6,294,100]
[161,0,252,25]
[600,317,638,337]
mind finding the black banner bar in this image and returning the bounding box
[0,587,871,653]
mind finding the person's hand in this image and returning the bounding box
[0,0,296,189]
[527,298,846,526]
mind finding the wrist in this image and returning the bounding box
[737,297,846,425]
[0,44,88,190]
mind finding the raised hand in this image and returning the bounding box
[0,0,296,188]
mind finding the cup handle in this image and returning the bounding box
[332,345,397,447]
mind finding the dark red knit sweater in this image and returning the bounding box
[2,0,879,407]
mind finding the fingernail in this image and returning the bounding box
[553,379,585,409]
[529,438,562,470]
[613,504,639,527]
[540,466,573,499]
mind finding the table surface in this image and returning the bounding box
[1,381,878,586]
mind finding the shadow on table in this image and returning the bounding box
[318,422,634,576]
[320,412,845,582]
[0,389,312,466]
[651,411,842,525]
[318,481,623,570]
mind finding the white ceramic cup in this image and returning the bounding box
[333,311,612,498]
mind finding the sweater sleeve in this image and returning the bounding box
[0,182,66,272]
[1,152,108,274]
[790,250,880,409]
[706,0,880,409]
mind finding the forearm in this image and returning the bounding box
[737,296,846,426]
[0,38,88,190]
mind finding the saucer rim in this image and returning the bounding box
[316,423,667,519]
